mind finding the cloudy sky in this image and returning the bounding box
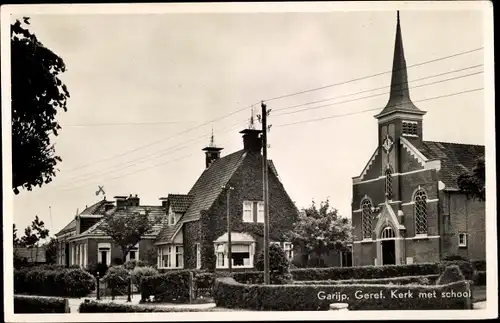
[7,6,487,235]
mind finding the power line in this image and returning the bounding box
[273,88,484,128]
[273,64,483,113]
[60,47,483,174]
[274,70,483,117]
[61,121,196,127]
[263,47,483,103]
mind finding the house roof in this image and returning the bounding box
[419,141,485,189]
[167,194,194,213]
[156,149,247,243]
[81,205,167,236]
[15,247,46,263]
[55,199,109,236]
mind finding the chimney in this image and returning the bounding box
[104,201,114,212]
[202,129,223,168]
[127,194,140,207]
[240,129,263,154]
[114,196,128,209]
[159,197,168,208]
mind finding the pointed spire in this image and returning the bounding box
[375,11,425,119]
[209,127,215,148]
[248,106,256,130]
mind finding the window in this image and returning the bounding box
[215,243,225,268]
[231,244,251,267]
[161,246,172,268]
[242,201,264,223]
[126,243,139,262]
[176,246,184,268]
[168,209,176,226]
[402,121,418,137]
[98,243,111,266]
[283,242,293,260]
[381,226,395,239]
[215,243,254,268]
[458,233,467,247]
[414,189,428,235]
[195,243,201,269]
[385,165,393,199]
[361,198,373,239]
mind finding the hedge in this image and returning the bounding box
[140,270,192,303]
[14,295,70,313]
[78,300,209,312]
[292,274,440,286]
[472,260,486,272]
[214,277,473,311]
[438,260,474,281]
[290,263,441,281]
[15,267,96,298]
[473,271,486,286]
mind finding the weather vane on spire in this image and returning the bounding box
[249,106,256,130]
[209,127,215,147]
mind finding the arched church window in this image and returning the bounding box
[414,189,428,234]
[361,198,373,239]
[381,226,395,239]
[385,165,393,199]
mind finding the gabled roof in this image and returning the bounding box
[81,205,167,236]
[419,141,485,189]
[156,149,246,243]
[167,194,194,213]
[55,199,109,236]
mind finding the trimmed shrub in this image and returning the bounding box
[14,267,95,297]
[294,274,440,286]
[78,300,212,312]
[438,260,474,281]
[14,295,70,313]
[103,265,130,291]
[140,270,191,303]
[436,265,466,285]
[86,262,109,277]
[290,263,440,281]
[443,255,470,261]
[214,277,473,311]
[123,259,149,271]
[473,270,486,286]
[131,266,158,287]
[472,260,486,271]
[255,244,292,284]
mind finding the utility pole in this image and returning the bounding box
[223,185,234,273]
[261,101,270,285]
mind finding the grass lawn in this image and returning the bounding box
[472,285,486,303]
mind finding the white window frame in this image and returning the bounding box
[242,201,253,223]
[195,243,201,269]
[283,242,293,260]
[157,245,184,269]
[458,233,467,247]
[168,207,176,226]
[97,243,112,266]
[257,202,265,223]
[176,246,184,269]
[215,242,254,269]
[126,243,140,262]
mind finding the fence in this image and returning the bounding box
[95,273,133,302]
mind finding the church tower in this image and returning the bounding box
[374,11,426,176]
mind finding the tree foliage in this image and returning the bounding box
[288,199,352,257]
[11,17,70,194]
[17,216,50,263]
[457,156,485,202]
[44,237,59,264]
[13,224,21,246]
[255,243,290,274]
[100,210,161,262]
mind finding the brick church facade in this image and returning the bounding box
[351,12,485,266]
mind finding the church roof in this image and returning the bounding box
[375,11,425,119]
[419,141,485,189]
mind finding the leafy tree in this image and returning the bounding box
[20,215,50,262]
[288,199,352,261]
[457,156,485,201]
[44,237,59,264]
[11,17,70,195]
[13,224,22,246]
[100,210,161,263]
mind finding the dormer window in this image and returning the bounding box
[402,121,418,137]
[168,207,176,226]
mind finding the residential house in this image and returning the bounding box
[54,195,166,268]
[351,12,485,266]
[155,126,300,271]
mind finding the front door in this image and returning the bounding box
[381,240,396,265]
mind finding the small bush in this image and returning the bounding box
[86,262,109,277]
[123,259,149,271]
[290,263,440,281]
[472,260,486,271]
[438,260,474,281]
[140,270,191,303]
[14,295,70,313]
[78,300,210,312]
[473,271,486,286]
[103,265,130,290]
[214,277,472,311]
[255,244,290,274]
[436,265,466,285]
[131,266,158,286]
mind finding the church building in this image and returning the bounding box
[351,12,485,266]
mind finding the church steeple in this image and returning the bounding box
[375,11,425,119]
[202,128,223,169]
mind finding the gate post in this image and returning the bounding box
[96,272,100,301]
[127,275,132,302]
[189,271,194,304]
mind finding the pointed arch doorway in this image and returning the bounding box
[380,226,396,265]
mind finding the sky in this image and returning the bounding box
[7,8,486,236]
